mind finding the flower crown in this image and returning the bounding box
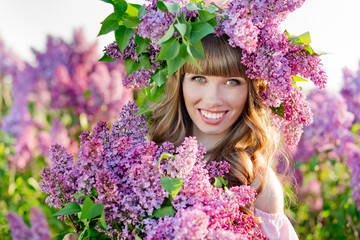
[99,0,327,147]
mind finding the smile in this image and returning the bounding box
[200,109,226,119]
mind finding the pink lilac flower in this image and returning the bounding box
[6,207,51,240]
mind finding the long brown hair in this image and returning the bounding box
[149,34,280,194]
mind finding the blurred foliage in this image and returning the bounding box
[0,131,72,239]
[290,152,360,239]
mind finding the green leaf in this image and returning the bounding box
[101,0,114,4]
[157,1,179,13]
[288,31,311,46]
[99,53,116,62]
[151,67,168,86]
[126,3,141,17]
[186,3,200,11]
[351,123,360,135]
[303,45,316,55]
[190,22,215,42]
[135,37,151,55]
[198,10,217,21]
[212,176,228,188]
[174,23,187,37]
[80,197,104,220]
[270,104,285,118]
[138,5,147,18]
[157,25,175,45]
[87,229,100,237]
[100,211,107,230]
[52,202,81,216]
[139,54,151,70]
[160,176,183,199]
[125,57,142,76]
[115,25,135,53]
[207,17,219,27]
[180,43,200,69]
[73,192,87,200]
[167,54,185,76]
[98,13,119,36]
[189,40,205,60]
[151,206,177,218]
[212,177,223,188]
[156,38,180,61]
[204,6,217,13]
[291,75,309,82]
[91,187,98,198]
[142,83,165,103]
[135,235,143,240]
[123,16,142,28]
[159,153,174,161]
[113,0,128,14]
[309,155,318,171]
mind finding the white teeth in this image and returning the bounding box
[201,110,225,119]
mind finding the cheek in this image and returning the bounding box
[228,89,248,113]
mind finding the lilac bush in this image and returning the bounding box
[293,89,360,211]
[40,102,267,239]
[341,61,360,124]
[1,29,133,169]
[6,207,51,240]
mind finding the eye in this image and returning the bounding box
[226,79,241,86]
[191,76,206,83]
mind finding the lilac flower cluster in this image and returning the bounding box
[40,101,267,239]
[339,62,360,210]
[293,89,360,209]
[1,30,132,169]
[6,207,51,240]
[341,61,360,124]
[294,90,355,162]
[102,0,327,146]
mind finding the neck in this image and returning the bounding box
[192,126,227,152]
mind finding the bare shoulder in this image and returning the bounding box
[251,168,284,214]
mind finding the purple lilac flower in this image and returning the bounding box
[137,9,174,51]
[206,160,231,178]
[0,38,24,77]
[6,211,32,240]
[2,29,132,169]
[29,207,51,240]
[6,207,51,240]
[41,102,266,239]
[341,62,360,124]
[293,89,360,209]
[294,90,354,163]
[40,144,77,208]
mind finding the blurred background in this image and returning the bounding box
[0,0,360,239]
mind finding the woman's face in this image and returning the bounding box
[182,73,248,140]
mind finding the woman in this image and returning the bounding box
[149,34,298,240]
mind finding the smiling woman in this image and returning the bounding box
[148,34,299,239]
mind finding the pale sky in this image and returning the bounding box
[0,0,359,92]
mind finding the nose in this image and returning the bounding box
[203,84,223,108]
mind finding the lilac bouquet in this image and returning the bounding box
[40,102,267,239]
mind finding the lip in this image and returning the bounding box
[198,109,227,125]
